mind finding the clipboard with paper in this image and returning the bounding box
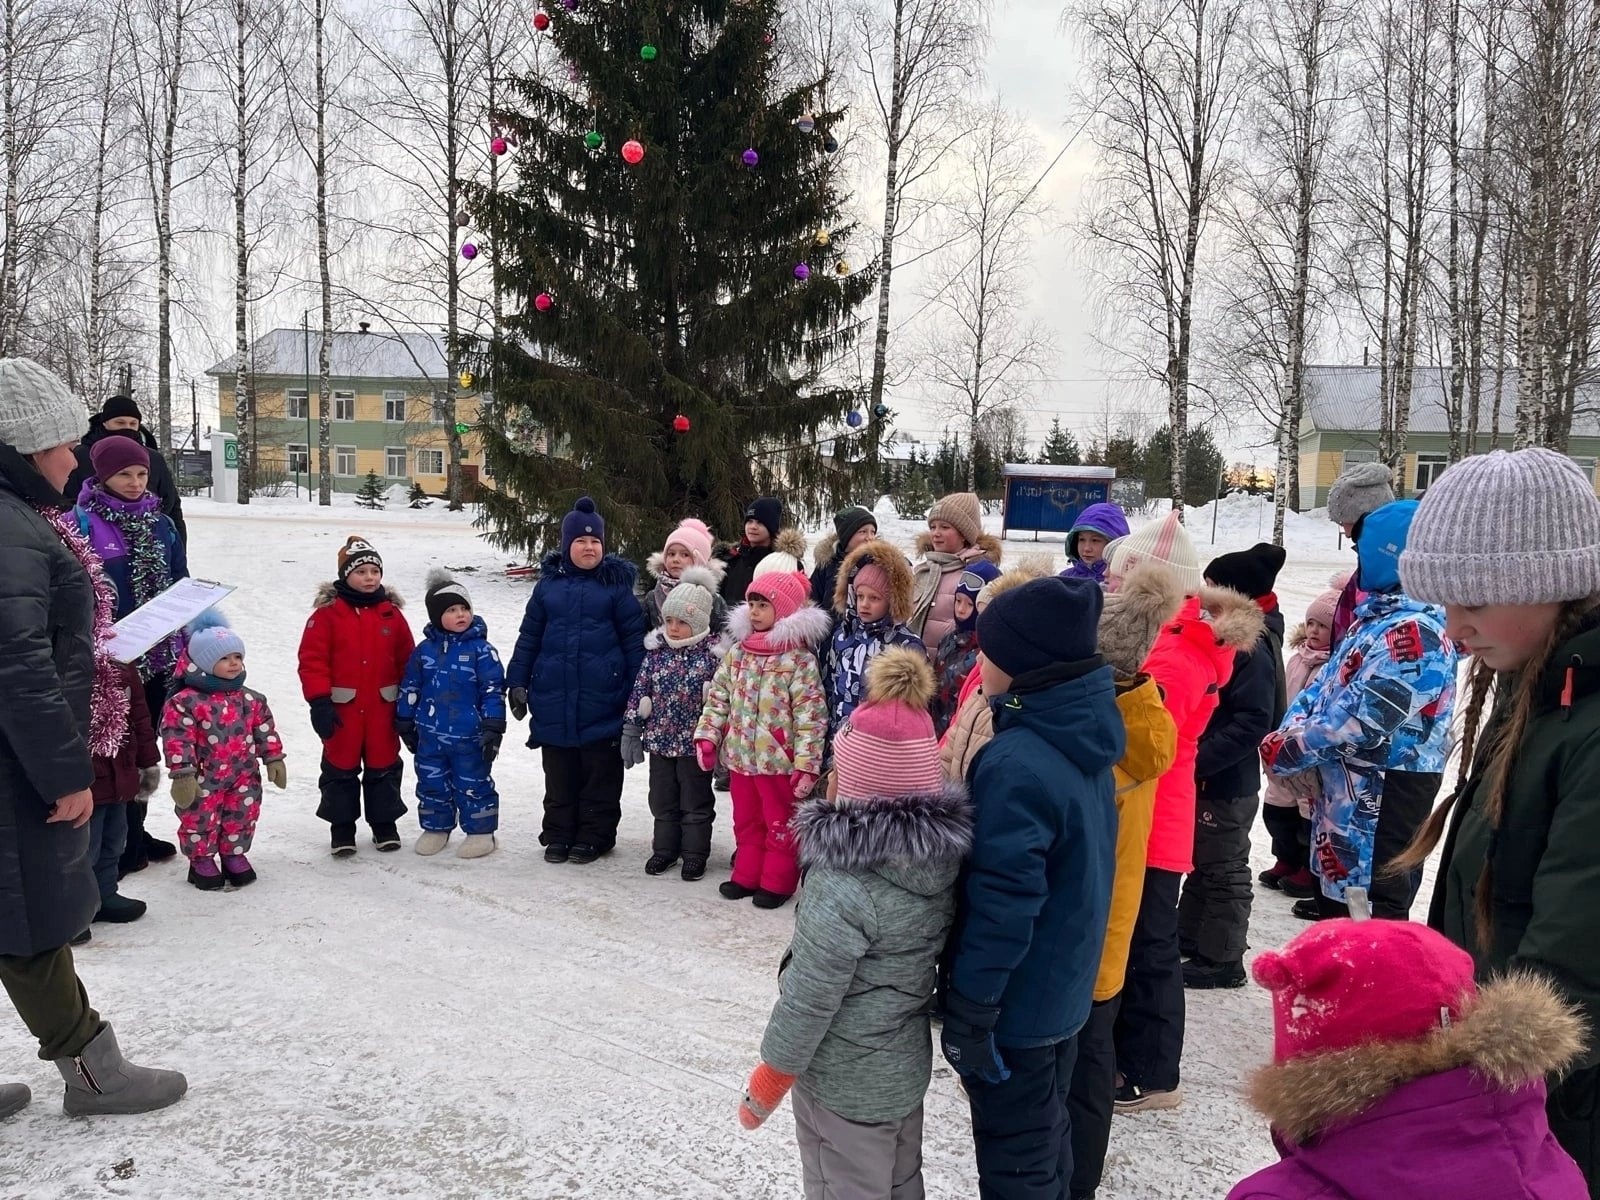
[106,578,236,664]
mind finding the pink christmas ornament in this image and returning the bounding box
[621,139,645,164]
[491,136,508,155]
[535,292,554,312]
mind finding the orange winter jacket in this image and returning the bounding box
[1095,672,1178,1001]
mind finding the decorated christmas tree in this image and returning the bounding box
[469,0,878,557]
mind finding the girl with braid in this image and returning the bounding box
[1395,448,1600,1193]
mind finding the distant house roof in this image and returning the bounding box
[1303,364,1600,438]
[204,328,449,381]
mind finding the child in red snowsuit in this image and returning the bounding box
[297,536,415,856]
[161,613,286,889]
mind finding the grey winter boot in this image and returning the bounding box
[54,1025,187,1116]
[0,1083,29,1120]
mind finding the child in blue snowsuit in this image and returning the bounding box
[395,569,506,859]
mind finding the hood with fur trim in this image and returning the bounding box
[726,600,833,652]
[914,529,1003,566]
[793,783,973,897]
[646,552,727,589]
[730,526,808,562]
[834,538,915,622]
[975,559,1051,608]
[1250,972,1585,1145]
[1099,561,1185,676]
[812,529,841,567]
[313,582,404,609]
[1196,583,1268,654]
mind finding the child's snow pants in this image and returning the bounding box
[729,771,799,896]
[415,734,498,834]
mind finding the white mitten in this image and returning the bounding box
[638,696,652,720]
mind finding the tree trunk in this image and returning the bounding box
[866,0,907,425]
[315,0,332,506]
[232,0,251,503]
[1,0,18,357]
[86,21,119,396]
[443,0,463,511]
[155,0,187,456]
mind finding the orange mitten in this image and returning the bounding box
[737,1062,796,1130]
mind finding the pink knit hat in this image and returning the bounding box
[852,561,891,601]
[662,517,715,566]
[1252,918,1477,1064]
[834,648,941,799]
[1306,571,1350,629]
[746,569,811,622]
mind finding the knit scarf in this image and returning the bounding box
[335,579,390,608]
[81,485,182,677]
[39,506,129,758]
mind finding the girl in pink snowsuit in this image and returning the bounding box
[161,613,286,890]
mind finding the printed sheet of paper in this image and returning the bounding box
[106,578,236,664]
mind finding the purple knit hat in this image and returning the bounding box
[90,434,149,482]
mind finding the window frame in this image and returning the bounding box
[383,390,407,424]
[333,390,356,422]
[415,448,445,476]
[385,446,408,478]
[335,445,357,477]
[286,442,309,474]
[285,388,310,421]
[1414,452,1449,493]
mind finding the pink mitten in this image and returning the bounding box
[791,771,818,800]
[695,739,718,773]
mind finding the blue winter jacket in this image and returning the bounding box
[507,551,647,748]
[397,617,506,740]
[947,661,1125,1047]
[825,614,925,726]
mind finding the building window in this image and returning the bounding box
[482,456,495,480]
[286,443,309,474]
[430,394,449,425]
[416,449,445,475]
[334,390,355,422]
[1341,449,1379,470]
[385,447,407,477]
[383,390,406,423]
[286,389,309,420]
[1415,452,1448,493]
[335,445,356,477]
[1571,457,1597,481]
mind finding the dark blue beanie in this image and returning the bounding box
[561,496,605,557]
[978,576,1103,679]
[745,496,782,541]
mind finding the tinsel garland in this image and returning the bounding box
[80,488,183,676]
[41,507,130,758]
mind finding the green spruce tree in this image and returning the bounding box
[1037,417,1081,465]
[356,470,386,511]
[895,466,935,521]
[472,2,876,557]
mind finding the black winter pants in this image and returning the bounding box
[119,673,172,873]
[1067,997,1118,1200]
[1548,1063,1600,1197]
[1178,791,1259,963]
[316,759,406,828]
[1368,771,1442,918]
[541,740,624,851]
[1114,868,1184,1092]
[1261,803,1309,872]
[963,1037,1078,1200]
[647,754,715,861]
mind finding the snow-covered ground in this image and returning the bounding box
[2,493,1435,1199]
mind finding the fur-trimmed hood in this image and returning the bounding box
[726,600,832,652]
[812,530,841,567]
[645,552,727,589]
[834,538,915,621]
[914,530,1003,566]
[727,526,808,564]
[1197,584,1268,653]
[1099,561,1185,675]
[976,560,1050,607]
[538,548,638,588]
[792,783,973,896]
[1250,972,1586,1145]
[313,582,404,609]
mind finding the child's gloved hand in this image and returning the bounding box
[737,1062,796,1130]
[136,766,162,801]
[940,989,1010,1084]
[394,718,419,755]
[508,687,529,721]
[791,771,818,800]
[480,721,504,765]
[266,759,287,789]
[620,724,644,769]
[308,696,341,740]
[695,739,718,772]
[636,696,652,720]
[1259,729,1287,770]
[170,774,199,811]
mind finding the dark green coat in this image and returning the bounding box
[1430,615,1600,1186]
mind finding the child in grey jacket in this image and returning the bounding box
[737,647,973,1199]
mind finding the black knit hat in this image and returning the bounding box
[424,568,472,626]
[101,395,143,423]
[1205,542,1288,599]
[745,496,782,541]
[833,505,876,547]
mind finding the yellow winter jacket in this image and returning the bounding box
[1095,672,1178,1002]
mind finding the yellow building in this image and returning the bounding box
[206,327,497,496]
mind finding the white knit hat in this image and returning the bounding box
[1400,449,1600,607]
[1106,510,1204,596]
[0,358,88,456]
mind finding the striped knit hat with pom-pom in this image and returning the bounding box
[833,648,941,799]
[1106,511,1204,596]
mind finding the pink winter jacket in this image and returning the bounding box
[1261,625,1331,809]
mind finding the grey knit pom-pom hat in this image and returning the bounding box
[1326,461,1396,527]
[1399,448,1600,607]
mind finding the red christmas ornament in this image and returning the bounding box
[533,10,550,29]
[621,139,645,164]
[491,136,508,155]
[534,292,554,312]
[673,414,691,433]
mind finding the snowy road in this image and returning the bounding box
[0,495,1432,1199]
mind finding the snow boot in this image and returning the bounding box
[719,880,755,900]
[370,823,402,852]
[752,889,791,910]
[0,1083,29,1121]
[681,857,707,882]
[567,843,599,865]
[1292,897,1332,921]
[1113,1082,1183,1114]
[415,831,451,857]
[94,895,148,924]
[544,843,570,864]
[1183,955,1246,990]
[1257,860,1292,890]
[645,852,678,876]
[330,823,357,858]
[221,854,256,887]
[456,834,496,859]
[187,858,224,892]
[1280,869,1317,899]
[142,834,178,863]
[713,763,731,793]
[54,1025,187,1117]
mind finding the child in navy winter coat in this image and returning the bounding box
[507,497,647,864]
[396,570,507,860]
[824,539,923,727]
[622,566,727,881]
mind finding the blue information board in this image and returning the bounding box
[1003,474,1111,536]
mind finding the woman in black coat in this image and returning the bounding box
[0,356,187,1119]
